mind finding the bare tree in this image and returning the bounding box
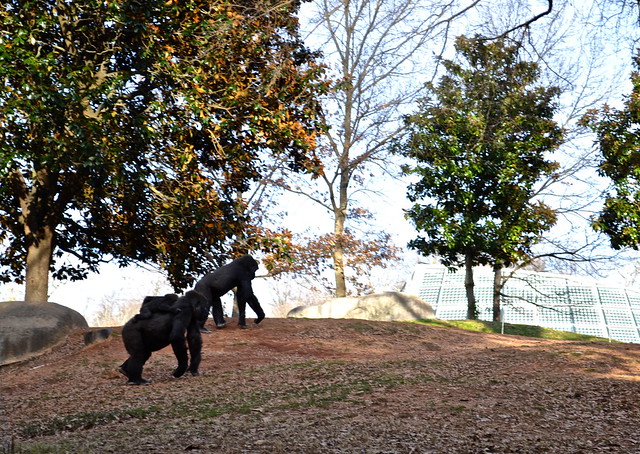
[290,0,489,297]
[285,0,640,300]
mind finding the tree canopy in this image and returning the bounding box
[0,0,326,301]
[395,36,564,318]
[583,52,640,250]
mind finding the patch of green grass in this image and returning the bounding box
[189,360,439,419]
[349,320,424,337]
[272,378,374,410]
[413,319,616,342]
[5,441,75,454]
[199,406,227,418]
[21,407,158,438]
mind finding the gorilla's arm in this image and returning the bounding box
[169,307,193,342]
[186,320,203,375]
[171,337,189,378]
[171,291,206,377]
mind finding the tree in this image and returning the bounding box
[0,0,326,301]
[395,36,564,320]
[264,228,399,295]
[483,1,640,291]
[583,53,640,251]
[279,0,489,297]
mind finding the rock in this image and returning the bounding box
[287,291,435,322]
[84,328,112,346]
[287,297,360,319]
[0,301,89,366]
[347,292,436,321]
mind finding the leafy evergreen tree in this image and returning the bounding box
[395,36,563,319]
[0,1,326,300]
[582,53,640,251]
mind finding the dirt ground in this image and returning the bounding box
[1,317,640,453]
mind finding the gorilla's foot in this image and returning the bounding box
[239,323,248,329]
[255,314,265,324]
[127,378,151,385]
[216,321,228,329]
[200,327,213,334]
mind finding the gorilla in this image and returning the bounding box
[119,290,208,385]
[194,254,265,331]
[132,293,180,322]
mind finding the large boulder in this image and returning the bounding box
[0,301,89,366]
[287,291,435,322]
[287,297,360,319]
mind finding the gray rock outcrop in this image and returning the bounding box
[0,301,89,366]
[287,291,435,322]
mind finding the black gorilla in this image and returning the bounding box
[194,254,265,331]
[132,293,180,322]
[119,290,208,385]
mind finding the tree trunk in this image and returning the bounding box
[24,225,54,302]
[15,166,56,303]
[493,266,503,322]
[464,253,477,320]
[331,149,350,297]
[232,288,239,318]
[333,208,348,298]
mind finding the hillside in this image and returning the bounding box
[1,317,639,453]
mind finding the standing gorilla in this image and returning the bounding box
[119,290,208,385]
[195,254,265,331]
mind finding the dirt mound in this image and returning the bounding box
[1,318,639,453]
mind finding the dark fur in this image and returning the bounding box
[132,293,180,322]
[119,290,208,385]
[194,254,265,329]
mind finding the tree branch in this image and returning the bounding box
[484,0,553,40]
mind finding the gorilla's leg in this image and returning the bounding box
[210,296,227,328]
[121,322,154,384]
[237,292,265,328]
[237,299,248,328]
[119,359,130,378]
[248,298,265,324]
[118,356,149,378]
[171,339,189,378]
[125,352,152,385]
[199,302,213,334]
[199,298,226,333]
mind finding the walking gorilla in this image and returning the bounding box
[195,254,265,331]
[119,290,208,385]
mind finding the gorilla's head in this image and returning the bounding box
[237,254,259,276]
[184,290,209,322]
